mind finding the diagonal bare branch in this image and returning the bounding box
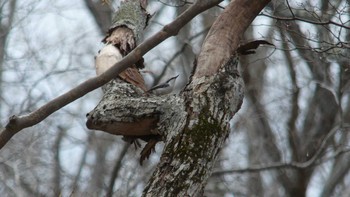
[0,0,224,150]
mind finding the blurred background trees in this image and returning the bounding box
[0,0,349,196]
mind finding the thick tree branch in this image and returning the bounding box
[0,0,223,149]
[195,0,272,78]
[142,0,271,196]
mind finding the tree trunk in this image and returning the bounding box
[85,0,271,196]
[143,1,270,196]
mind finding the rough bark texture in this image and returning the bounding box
[106,0,149,44]
[142,0,271,196]
[86,0,224,159]
[86,0,150,130]
[195,0,271,78]
[87,0,269,195]
[143,57,244,196]
[87,79,186,138]
[86,0,160,163]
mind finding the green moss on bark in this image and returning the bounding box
[161,108,226,194]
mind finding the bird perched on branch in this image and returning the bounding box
[95,44,122,76]
[95,44,147,92]
[93,27,180,165]
[147,75,179,95]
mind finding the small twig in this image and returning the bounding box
[106,143,131,197]
[260,13,350,30]
[286,0,295,18]
[212,124,350,176]
[212,147,350,176]
[152,27,210,86]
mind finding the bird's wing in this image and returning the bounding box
[119,65,148,92]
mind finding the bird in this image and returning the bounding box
[95,44,123,76]
[95,44,147,92]
[94,43,166,165]
[147,75,179,95]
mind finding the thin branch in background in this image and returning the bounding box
[158,0,191,7]
[151,27,210,86]
[70,133,93,194]
[158,0,225,9]
[1,161,40,196]
[259,12,350,30]
[106,143,131,197]
[212,147,350,176]
[279,26,301,161]
[286,0,295,18]
[0,0,18,123]
[212,124,350,176]
[52,126,66,197]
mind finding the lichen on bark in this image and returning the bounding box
[86,78,187,137]
[143,55,244,196]
[108,0,149,43]
[185,56,244,130]
[85,0,270,196]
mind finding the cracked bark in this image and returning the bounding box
[86,0,270,196]
[143,1,270,195]
[86,0,160,163]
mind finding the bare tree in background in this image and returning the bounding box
[211,1,350,196]
[0,0,17,122]
[0,0,349,196]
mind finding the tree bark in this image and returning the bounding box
[86,0,270,196]
[143,0,270,196]
[0,0,222,149]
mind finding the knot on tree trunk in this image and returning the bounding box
[86,79,187,164]
[86,79,186,137]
